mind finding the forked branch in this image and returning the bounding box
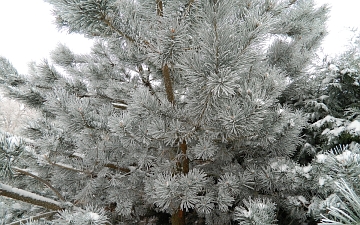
[13,167,65,201]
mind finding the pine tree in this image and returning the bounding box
[302,143,360,224]
[292,34,360,164]
[0,0,329,224]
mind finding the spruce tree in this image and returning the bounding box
[0,0,329,224]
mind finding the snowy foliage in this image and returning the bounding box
[297,35,360,157]
[234,197,277,225]
[0,0,332,224]
[319,179,360,225]
[306,143,360,222]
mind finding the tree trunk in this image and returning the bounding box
[171,140,189,224]
[162,63,175,105]
[180,140,189,174]
[171,208,186,225]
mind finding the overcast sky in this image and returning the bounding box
[0,0,360,74]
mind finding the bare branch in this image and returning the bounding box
[13,167,65,201]
[111,102,128,109]
[48,154,132,175]
[0,183,63,211]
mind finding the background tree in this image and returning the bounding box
[0,58,38,135]
[269,30,360,224]
[0,0,329,224]
[0,95,39,135]
[289,33,360,166]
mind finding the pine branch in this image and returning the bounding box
[101,15,135,43]
[111,102,128,109]
[92,0,135,43]
[156,0,163,17]
[138,65,161,103]
[162,63,175,105]
[13,167,65,201]
[289,0,298,5]
[184,0,195,18]
[7,211,58,225]
[155,2,187,223]
[76,92,128,109]
[196,93,211,127]
[0,183,63,211]
[99,11,158,53]
[103,163,131,173]
[65,154,133,174]
[44,155,92,175]
[154,0,175,106]
[46,155,132,176]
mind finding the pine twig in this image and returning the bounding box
[156,0,163,16]
[100,13,158,53]
[101,15,135,43]
[103,163,131,173]
[7,211,58,225]
[46,156,132,178]
[44,155,92,175]
[13,167,65,201]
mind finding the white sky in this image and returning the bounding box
[0,0,93,74]
[0,0,359,74]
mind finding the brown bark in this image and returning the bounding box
[171,208,186,225]
[172,141,189,225]
[156,0,175,105]
[162,64,175,105]
[180,140,189,174]
[155,1,188,224]
[156,0,163,16]
[103,163,131,173]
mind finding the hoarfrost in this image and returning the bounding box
[335,150,352,164]
[347,120,360,134]
[297,196,309,205]
[302,165,312,173]
[316,154,327,163]
[322,126,345,136]
[88,212,100,220]
[312,115,345,128]
[319,177,326,186]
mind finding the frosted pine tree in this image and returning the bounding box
[291,34,360,166]
[0,0,328,224]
